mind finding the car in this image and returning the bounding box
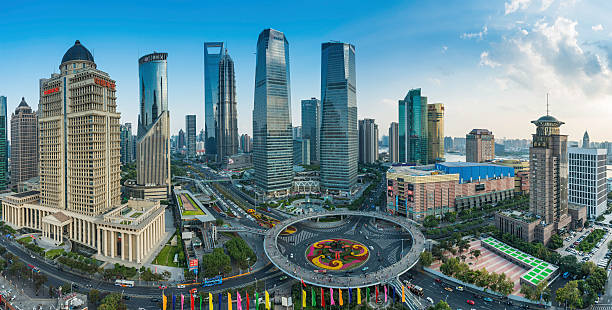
[467,300,475,305]
[123,295,131,300]
[444,287,453,292]
[483,297,493,302]
[435,278,442,283]
[426,297,434,304]
[362,267,369,271]
[150,298,160,303]
[456,286,464,291]
[30,255,35,259]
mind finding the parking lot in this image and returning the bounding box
[557,223,612,269]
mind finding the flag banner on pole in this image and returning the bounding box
[255,292,259,310]
[191,291,195,310]
[173,294,176,310]
[366,287,370,303]
[392,287,396,303]
[384,285,388,303]
[218,293,222,310]
[209,293,213,310]
[375,286,379,302]
[349,288,352,304]
[181,294,185,310]
[228,292,232,310]
[163,294,167,310]
[237,292,242,310]
[402,285,405,302]
[246,293,250,310]
[357,288,361,304]
[321,287,325,308]
[302,289,306,308]
[330,288,335,305]
[199,294,202,310]
[301,277,306,288]
[311,288,316,307]
[265,290,270,310]
[339,289,343,306]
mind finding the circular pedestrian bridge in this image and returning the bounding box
[263,210,425,289]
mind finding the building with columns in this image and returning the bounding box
[1,40,166,264]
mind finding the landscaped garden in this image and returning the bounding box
[153,245,182,267]
[306,238,369,271]
[178,193,205,216]
[577,229,606,252]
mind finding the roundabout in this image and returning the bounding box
[263,210,425,289]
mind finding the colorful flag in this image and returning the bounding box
[375,286,379,302]
[349,288,352,304]
[302,289,306,308]
[228,293,232,310]
[218,293,221,310]
[199,294,203,310]
[246,293,250,310]
[402,285,405,302]
[321,288,325,308]
[255,292,259,310]
[384,285,387,303]
[181,294,184,310]
[163,294,167,310]
[330,288,335,305]
[366,287,370,303]
[173,294,176,310]
[209,293,213,310]
[237,292,242,310]
[339,289,343,306]
[357,288,361,305]
[301,277,306,287]
[265,290,270,310]
[191,291,195,310]
[311,288,316,307]
[392,287,396,303]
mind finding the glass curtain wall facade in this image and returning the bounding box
[320,42,357,194]
[186,115,197,157]
[399,88,428,165]
[301,98,320,163]
[252,29,293,195]
[204,42,224,158]
[216,49,239,161]
[0,96,7,190]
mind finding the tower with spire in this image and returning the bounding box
[582,131,590,148]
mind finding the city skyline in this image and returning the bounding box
[1,1,611,143]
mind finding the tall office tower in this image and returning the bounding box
[134,53,171,199]
[11,97,37,190]
[178,129,186,150]
[320,42,357,195]
[427,103,444,163]
[444,137,453,152]
[292,126,302,139]
[398,88,428,165]
[301,98,320,163]
[293,138,310,165]
[582,131,590,148]
[186,115,196,157]
[529,114,570,241]
[240,134,252,153]
[39,40,120,215]
[216,49,239,162]
[252,29,293,196]
[466,129,495,163]
[198,129,205,142]
[358,119,378,164]
[0,96,6,190]
[389,122,399,163]
[120,123,134,164]
[568,147,607,219]
[204,42,224,159]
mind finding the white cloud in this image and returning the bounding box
[479,51,501,68]
[461,26,488,40]
[521,29,529,35]
[540,0,554,11]
[505,0,532,15]
[442,46,448,53]
[592,24,604,31]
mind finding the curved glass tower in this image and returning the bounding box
[216,49,239,161]
[204,42,224,158]
[320,42,357,195]
[136,52,170,198]
[253,29,293,196]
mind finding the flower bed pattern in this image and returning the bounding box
[305,238,369,271]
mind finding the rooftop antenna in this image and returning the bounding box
[546,93,549,116]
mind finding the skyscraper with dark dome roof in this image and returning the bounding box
[10,97,38,191]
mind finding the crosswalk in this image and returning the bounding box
[282,230,316,245]
[593,304,612,310]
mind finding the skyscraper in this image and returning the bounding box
[216,49,239,162]
[10,97,38,191]
[529,114,570,242]
[240,134,252,153]
[135,52,171,199]
[427,103,444,163]
[178,129,186,150]
[293,138,310,166]
[120,123,134,164]
[0,96,7,190]
[253,29,293,196]
[320,42,357,194]
[582,131,590,148]
[301,98,320,163]
[466,129,495,163]
[186,115,196,157]
[204,42,224,158]
[389,122,399,163]
[568,147,607,219]
[358,119,378,164]
[399,89,428,165]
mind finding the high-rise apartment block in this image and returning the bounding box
[216,49,239,162]
[178,129,186,150]
[2,40,165,264]
[186,115,196,157]
[0,96,6,190]
[389,122,399,163]
[358,119,378,164]
[466,129,495,163]
[10,97,38,190]
[399,89,428,165]
[240,134,252,153]
[427,103,444,162]
[120,123,134,164]
[320,42,357,195]
[301,98,320,163]
[568,147,607,219]
[252,29,293,196]
[204,42,224,159]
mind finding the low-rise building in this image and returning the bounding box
[495,211,538,242]
[568,204,587,230]
[493,159,530,194]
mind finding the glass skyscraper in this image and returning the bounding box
[204,42,224,158]
[186,115,197,157]
[0,96,7,190]
[216,49,239,162]
[399,88,428,165]
[301,98,320,163]
[320,42,357,194]
[253,29,293,195]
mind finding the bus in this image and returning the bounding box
[202,276,222,287]
[408,284,424,296]
[115,280,135,288]
[563,272,570,279]
[27,264,40,273]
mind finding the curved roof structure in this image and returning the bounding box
[61,40,94,64]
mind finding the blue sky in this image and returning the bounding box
[1,0,611,141]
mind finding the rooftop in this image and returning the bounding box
[61,40,94,64]
[499,210,538,222]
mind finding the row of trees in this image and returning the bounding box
[225,237,257,269]
[201,248,231,277]
[555,261,607,308]
[439,257,514,295]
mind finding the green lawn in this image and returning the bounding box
[45,248,65,259]
[153,245,180,267]
[17,236,32,244]
[130,212,143,218]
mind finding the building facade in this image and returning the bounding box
[427,103,444,163]
[216,49,239,162]
[494,159,530,194]
[320,42,358,195]
[466,129,495,163]
[568,147,607,219]
[399,88,428,165]
[240,134,252,153]
[389,122,399,163]
[1,40,166,264]
[358,119,378,164]
[252,29,293,196]
[120,123,134,164]
[178,129,186,150]
[293,138,310,166]
[186,115,196,157]
[0,96,6,190]
[10,97,38,191]
[204,42,224,158]
[582,131,590,149]
[301,98,320,163]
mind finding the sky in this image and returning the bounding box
[0,0,611,142]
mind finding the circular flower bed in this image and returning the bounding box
[305,238,369,271]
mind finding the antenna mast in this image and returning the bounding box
[546,93,549,116]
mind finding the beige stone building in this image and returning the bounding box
[1,40,166,264]
[427,103,444,163]
[466,128,495,163]
[10,97,38,191]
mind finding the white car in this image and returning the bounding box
[426,297,434,304]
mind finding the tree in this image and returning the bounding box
[33,273,47,294]
[423,215,439,228]
[556,280,582,309]
[547,234,563,250]
[608,239,612,251]
[429,300,451,310]
[98,292,127,310]
[471,249,481,262]
[420,251,434,267]
[48,285,55,298]
[89,289,101,305]
[443,212,457,223]
[457,239,469,255]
